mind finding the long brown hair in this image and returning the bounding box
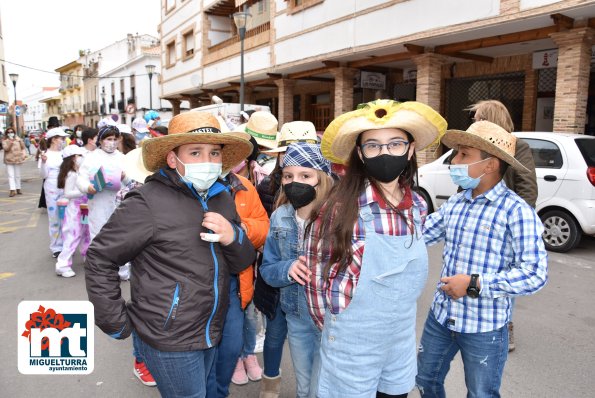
[57,156,77,189]
[310,132,418,280]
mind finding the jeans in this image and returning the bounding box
[416,311,508,398]
[285,310,321,398]
[262,303,287,377]
[133,332,216,398]
[242,301,259,357]
[206,277,244,398]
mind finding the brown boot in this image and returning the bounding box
[9,190,16,197]
[16,189,22,195]
[259,372,281,398]
[508,322,515,352]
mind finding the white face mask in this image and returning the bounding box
[8,133,15,139]
[102,140,118,153]
[175,155,222,192]
[59,140,67,150]
[76,130,82,138]
[75,156,84,168]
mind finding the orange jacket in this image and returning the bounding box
[231,174,270,309]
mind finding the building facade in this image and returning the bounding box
[0,8,9,106]
[55,60,85,128]
[160,0,595,163]
[22,87,58,131]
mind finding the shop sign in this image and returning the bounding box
[534,46,595,69]
[360,71,386,90]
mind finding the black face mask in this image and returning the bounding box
[283,182,317,209]
[362,153,409,183]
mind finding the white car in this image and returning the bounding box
[417,132,595,252]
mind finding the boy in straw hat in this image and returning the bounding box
[85,111,256,398]
[417,121,548,398]
[306,100,446,398]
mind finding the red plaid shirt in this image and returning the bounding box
[305,181,427,330]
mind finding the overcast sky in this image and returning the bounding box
[1,0,161,99]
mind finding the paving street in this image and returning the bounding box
[1,158,594,398]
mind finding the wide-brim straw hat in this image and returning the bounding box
[123,147,152,183]
[322,100,447,165]
[442,121,528,172]
[245,111,279,150]
[142,111,253,172]
[265,121,319,153]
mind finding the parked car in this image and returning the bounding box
[417,132,595,252]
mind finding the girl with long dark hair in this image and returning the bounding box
[305,100,447,398]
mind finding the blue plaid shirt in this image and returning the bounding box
[423,180,548,333]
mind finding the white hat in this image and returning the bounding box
[117,124,133,134]
[62,145,86,158]
[46,128,69,139]
[98,117,117,128]
[265,121,319,153]
[132,117,149,133]
[123,147,151,183]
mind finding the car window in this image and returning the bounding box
[575,138,595,167]
[523,138,563,169]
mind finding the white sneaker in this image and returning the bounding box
[58,270,76,278]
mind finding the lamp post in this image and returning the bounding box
[233,11,251,112]
[101,88,106,116]
[145,64,156,110]
[9,73,19,135]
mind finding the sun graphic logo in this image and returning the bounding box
[18,301,94,374]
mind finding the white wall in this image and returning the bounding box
[275,0,499,65]
[203,46,271,85]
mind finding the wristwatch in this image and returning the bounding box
[466,274,480,298]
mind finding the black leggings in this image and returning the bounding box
[377,393,408,398]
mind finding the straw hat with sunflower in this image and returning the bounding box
[321,100,447,165]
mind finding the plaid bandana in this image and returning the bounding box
[282,142,331,175]
[96,125,120,145]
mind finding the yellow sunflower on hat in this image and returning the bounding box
[322,100,447,165]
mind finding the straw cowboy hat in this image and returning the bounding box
[265,121,319,153]
[321,100,447,164]
[442,121,529,172]
[244,111,279,150]
[142,111,253,172]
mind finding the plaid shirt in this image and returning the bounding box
[305,181,427,330]
[423,180,548,333]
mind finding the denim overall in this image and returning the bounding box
[317,204,428,398]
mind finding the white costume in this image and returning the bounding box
[42,150,64,254]
[76,148,129,239]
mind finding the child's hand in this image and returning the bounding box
[88,185,97,195]
[288,256,311,285]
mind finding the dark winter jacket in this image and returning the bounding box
[85,167,255,351]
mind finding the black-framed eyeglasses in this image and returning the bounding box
[360,140,410,158]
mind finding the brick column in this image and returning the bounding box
[550,28,594,133]
[244,86,255,106]
[413,53,446,165]
[275,78,295,126]
[331,67,357,117]
[169,99,181,116]
[522,66,538,131]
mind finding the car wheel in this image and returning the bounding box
[418,189,434,213]
[540,210,581,253]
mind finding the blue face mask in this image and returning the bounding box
[449,157,491,190]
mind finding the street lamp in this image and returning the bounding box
[9,73,19,135]
[233,11,251,112]
[145,64,156,110]
[101,88,106,116]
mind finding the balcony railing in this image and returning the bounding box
[208,21,270,52]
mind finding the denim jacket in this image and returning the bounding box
[260,203,305,316]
